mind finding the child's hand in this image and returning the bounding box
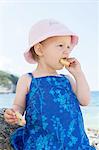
[4,108,18,125]
[65,57,82,77]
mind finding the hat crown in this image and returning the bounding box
[28,19,71,46]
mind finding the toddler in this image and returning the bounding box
[4,19,96,150]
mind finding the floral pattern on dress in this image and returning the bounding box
[10,73,96,150]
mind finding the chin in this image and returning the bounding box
[56,65,64,70]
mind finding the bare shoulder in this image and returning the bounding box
[17,73,32,94]
[65,74,76,94]
[13,73,32,111]
[12,74,32,113]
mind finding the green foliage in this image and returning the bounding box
[0,70,18,88]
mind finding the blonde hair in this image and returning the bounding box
[30,39,49,62]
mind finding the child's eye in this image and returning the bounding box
[67,46,70,49]
[58,44,63,47]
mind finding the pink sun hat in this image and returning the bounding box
[24,19,79,64]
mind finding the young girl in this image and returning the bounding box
[4,19,96,150]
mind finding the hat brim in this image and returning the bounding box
[24,33,78,64]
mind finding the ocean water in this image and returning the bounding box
[81,91,99,129]
[0,91,99,129]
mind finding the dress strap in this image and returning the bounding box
[27,73,33,78]
[60,74,65,77]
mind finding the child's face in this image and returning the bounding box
[40,36,71,70]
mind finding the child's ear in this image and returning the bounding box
[34,43,43,56]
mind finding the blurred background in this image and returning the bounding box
[0,0,99,132]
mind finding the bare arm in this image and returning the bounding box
[12,74,30,114]
[66,57,90,106]
[67,72,90,106]
[4,74,31,124]
[74,71,90,106]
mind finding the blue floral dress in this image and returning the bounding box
[10,73,96,150]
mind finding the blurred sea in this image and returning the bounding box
[81,91,99,130]
[0,91,99,129]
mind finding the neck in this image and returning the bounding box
[33,62,57,76]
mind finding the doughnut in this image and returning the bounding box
[59,58,70,67]
[15,111,26,126]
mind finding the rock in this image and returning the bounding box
[0,108,20,150]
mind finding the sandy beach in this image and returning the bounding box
[86,128,99,150]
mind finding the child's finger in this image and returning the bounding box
[6,115,17,120]
[67,57,76,63]
[6,118,18,124]
[6,108,15,115]
[4,113,17,123]
[4,112,14,119]
[6,109,17,118]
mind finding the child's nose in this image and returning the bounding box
[63,50,71,55]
